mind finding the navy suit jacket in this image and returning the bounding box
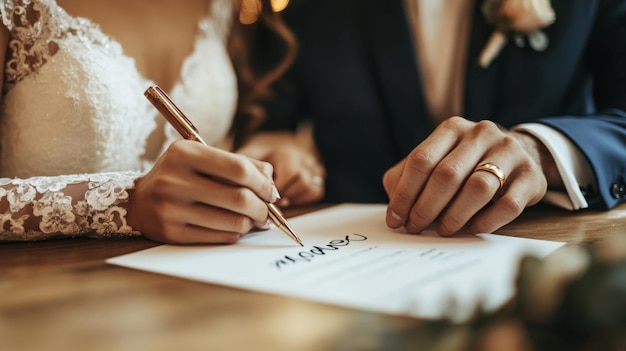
[263,0,626,210]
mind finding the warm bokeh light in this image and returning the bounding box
[271,0,289,12]
[239,0,260,25]
[239,0,290,25]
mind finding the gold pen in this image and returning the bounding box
[144,85,303,246]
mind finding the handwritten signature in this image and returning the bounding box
[273,233,368,270]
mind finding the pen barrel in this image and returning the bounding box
[144,86,204,144]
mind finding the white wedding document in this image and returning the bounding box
[108,204,564,321]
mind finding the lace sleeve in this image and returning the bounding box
[0,0,15,30]
[1,0,73,91]
[0,171,142,241]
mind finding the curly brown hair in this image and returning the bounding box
[228,0,297,149]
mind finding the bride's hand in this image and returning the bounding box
[127,140,279,244]
[262,145,325,207]
[237,131,326,207]
[383,116,560,236]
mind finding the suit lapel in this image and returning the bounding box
[354,0,508,154]
[464,1,507,121]
[353,0,431,156]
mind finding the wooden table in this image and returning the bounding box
[2,203,625,351]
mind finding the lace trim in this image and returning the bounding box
[0,171,142,241]
[1,0,120,91]
[0,0,234,95]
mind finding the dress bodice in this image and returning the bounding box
[0,0,237,240]
[0,0,237,177]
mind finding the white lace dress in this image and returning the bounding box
[0,0,237,240]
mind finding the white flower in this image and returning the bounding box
[479,0,555,68]
[500,0,555,32]
[36,192,79,234]
[91,207,130,234]
[74,200,90,217]
[0,213,28,234]
[85,180,129,211]
[7,183,37,213]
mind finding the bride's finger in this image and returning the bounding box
[248,157,275,180]
[145,167,269,223]
[175,202,258,234]
[175,143,277,203]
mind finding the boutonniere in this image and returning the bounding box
[479,0,556,68]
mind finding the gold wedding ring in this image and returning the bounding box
[473,162,506,190]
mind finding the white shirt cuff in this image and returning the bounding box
[513,123,595,210]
